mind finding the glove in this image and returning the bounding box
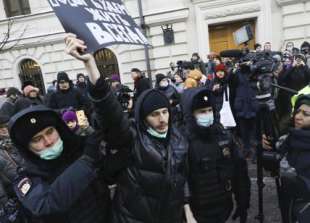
[83,133,104,168]
[232,207,247,223]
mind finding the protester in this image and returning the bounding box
[172,73,185,93]
[131,68,151,101]
[0,87,21,118]
[48,71,91,115]
[191,53,206,75]
[62,110,94,136]
[75,73,88,97]
[0,114,25,223]
[181,87,250,223]
[14,81,44,114]
[65,33,189,223]
[262,86,310,223]
[184,69,203,89]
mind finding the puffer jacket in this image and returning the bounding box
[89,79,188,223]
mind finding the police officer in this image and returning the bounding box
[9,104,112,223]
[263,86,310,223]
[181,87,251,223]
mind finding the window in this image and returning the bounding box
[3,0,31,17]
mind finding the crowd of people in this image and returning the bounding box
[0,34,309,223]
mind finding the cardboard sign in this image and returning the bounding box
[48,0,149,52]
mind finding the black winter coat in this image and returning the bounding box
[89,81,188,223]
[10,106,110,223]
[181,88,251,222]
[48,87,90,114]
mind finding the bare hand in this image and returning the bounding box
[262,134,272,150]
[64,33,93,63]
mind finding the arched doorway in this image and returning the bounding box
[94,48,120,79]
[19,59,45,94]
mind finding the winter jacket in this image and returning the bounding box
[9,106,111,223]
[48,86,91,115]
[14,96,44,115]
[277,129,310,223]
[0,97,17,118]
[89,79,188,223]
[181,88,251,222]
[133,76,151,102]
[233,71,258,119]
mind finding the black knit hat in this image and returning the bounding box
[191,89,215,112]
[57,71,70,83]
[156,73,167,85]
[140,90,170,119]
[9,106,61,147]
[76,73,85,79]
[6,87,20,98]
[295,94,310,111]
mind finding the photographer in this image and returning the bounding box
[262,86,310,223]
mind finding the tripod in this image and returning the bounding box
[255,99,284,223]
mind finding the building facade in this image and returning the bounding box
[0,0,309,91]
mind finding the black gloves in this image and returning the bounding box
[83,133,104,168]
[232,207,248,223]
[87,76,110,100]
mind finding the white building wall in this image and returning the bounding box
[0,0,310,90]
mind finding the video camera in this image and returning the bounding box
[115,85,132,112]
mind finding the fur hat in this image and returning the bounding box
[9,106,62,148]
[191,89,215,112]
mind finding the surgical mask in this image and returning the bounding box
[196,113,214,127]
[147,127,168,138]
[35,138,64,160]
[159,81,169,88]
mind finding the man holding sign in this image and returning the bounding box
[64,33,189,223]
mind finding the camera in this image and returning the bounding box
[115,86,132,112]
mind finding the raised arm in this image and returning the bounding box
[64,34,132,148]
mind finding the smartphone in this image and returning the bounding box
[76,110,88,127]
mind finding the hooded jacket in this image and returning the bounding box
[180,88,250,222]
[89,80,188,223]
[9,106,110,223]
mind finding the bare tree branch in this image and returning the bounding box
[0,18,27,53]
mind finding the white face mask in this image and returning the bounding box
[34,138,64,160]
[147,127,168,138]
[195,113,214,127]
[159,81,169,88]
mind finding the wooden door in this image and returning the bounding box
[209,20,256,54]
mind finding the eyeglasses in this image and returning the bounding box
[295,108,310,117]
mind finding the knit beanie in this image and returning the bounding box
[6,87,20,98]
[57,71,70,83]
[156,73,167,85]
[191,89,215,112]
[110,74,120,82]
[215,64,226,73]
[62,111,78,123]
[140,90,170,119]
[294,94,310,111]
